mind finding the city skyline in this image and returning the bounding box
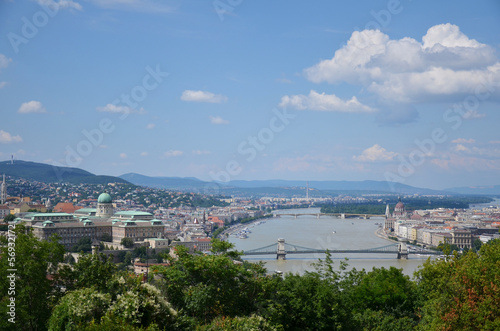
[1,0,500,190]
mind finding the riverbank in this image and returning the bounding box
[374,226,397,243]
[217,215,274,239]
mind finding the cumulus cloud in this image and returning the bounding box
[462,110,486,119]
[140,151,148,156]
[0,82,7,89]
[451,138,475,144]
[18,101,47,114]
[164,150,183,157]
[0,54,12,70]
[192,150,211,155]
[0,130,23,144]
[119,153,127,158]
[146,123,155,129]
[279,90,375,113]
[181,90,228,103]
[34,0,82,10]
[209,116,229,125]
[304,23,500,103]
[96,104,146,114]
[86,0,174,13]
[354,144,397,162]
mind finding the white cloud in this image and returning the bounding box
[0,54,12,70]
[18,101,47,114]
[87,0,174,13]
[279,90,375,113]
[146,123,155,130]
[463,110,486,119]
[451,138,475,144]
[119,153,127,158]
[209,116,229,125]
[0,130,23,144]
[140,151,148,157]
[304,23,500,103]
[181,90,228,103]
[164,150,183,157]
[96,104,146,114]
[354,144,397,162]
[0,82,7,89]
[34,0,82,10]
[192,150,211,155]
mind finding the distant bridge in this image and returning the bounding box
[242,238,441,260]
[273,212,384,219]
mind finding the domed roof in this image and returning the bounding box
[98,192,112,203]
[395,201,405,209]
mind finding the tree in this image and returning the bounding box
[0,224,65,330]
[151,245,266,325]
[3,214,15,223]
[71,237,92,252]
[345,266,419,329]
[54,252,118,293]
[100,232,112,242]
[121,237,134,248]
[416,239,500,330]
[48,278,177,330]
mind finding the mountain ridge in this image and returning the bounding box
[0,160,130,185]
[119,172,451,195]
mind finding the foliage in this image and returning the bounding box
[151,243,267,325]
[121,237,135,248]
[3,213,16,223]
[0,224,65,330]
[71,236,93,252]
[54,252,118,293]
[320,196,493,214]
[100,232,113,242]
[200,314,278,330]
[48,279,177,330]
[48,287,112,330]
[415,239,500,330]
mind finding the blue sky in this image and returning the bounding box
[1,0,500,189]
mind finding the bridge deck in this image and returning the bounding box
[243,242,441,256]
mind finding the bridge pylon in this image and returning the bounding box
[397,241,408,260]
[277,238,286,260]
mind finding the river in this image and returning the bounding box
[228,208,432,277]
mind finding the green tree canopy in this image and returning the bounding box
[416,239,500,330]
[0,224,65,330]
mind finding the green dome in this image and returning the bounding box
[97,193,112,203]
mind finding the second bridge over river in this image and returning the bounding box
[273,212,384,219]
[242,238,442,260]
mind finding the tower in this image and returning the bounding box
[385,203,390,218]
[96,192,114,219]
[0,174,7,205]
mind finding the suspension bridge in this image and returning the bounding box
[242,238,442,260]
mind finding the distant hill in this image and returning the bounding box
[0,160,130,184]
[445,185,500,195]
[119,173,448,196]
[120,173,207,190]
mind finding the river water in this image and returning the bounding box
[228,208,431,278]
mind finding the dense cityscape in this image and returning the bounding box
[1,171,499,329]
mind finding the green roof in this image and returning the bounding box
[98,193,112,203]
[74,208,96,213]
[115,211,152,216]
[32,213,73,217]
